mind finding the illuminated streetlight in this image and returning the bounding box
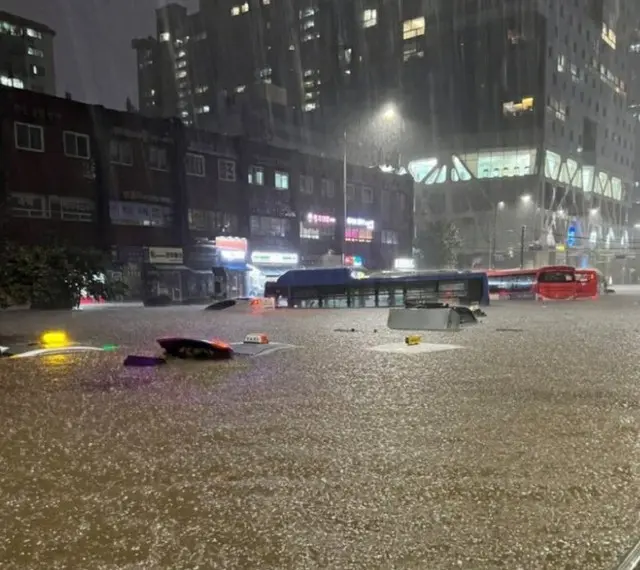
[381,103,398,121]
[557,208,565,218]
[589,207,599,216]
[520,194,532,203]
[342,102,404,264]
[497,200,505,209]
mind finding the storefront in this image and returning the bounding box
[345,216,375,268]
[213,236,250,298]
[248,250,299,296]
[142,247,185,304]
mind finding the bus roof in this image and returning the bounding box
[275,267,488,288]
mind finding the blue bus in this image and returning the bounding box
[264,268,489,308]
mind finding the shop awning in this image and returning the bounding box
[223,262,249,272]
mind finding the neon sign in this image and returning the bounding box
[394,258,415,270]
[344,255,363,267]
[346,217,375,230]
[251,251,299,265]
[307,213,336,225]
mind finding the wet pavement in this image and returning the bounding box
[0,298,639,569]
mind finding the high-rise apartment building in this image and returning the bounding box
[0,11,56,95]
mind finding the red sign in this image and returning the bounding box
[214,236,248,252]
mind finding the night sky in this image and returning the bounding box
[2,0,198,110]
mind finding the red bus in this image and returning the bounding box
[575,268,607,299]
[535,265,577,300]
[487,268,537,300]
[488,265,586,301]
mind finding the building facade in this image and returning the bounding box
[0,11,56,96]
[0,87,413,300]
[401,0,637,278]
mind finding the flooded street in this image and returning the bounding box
[1,300,639,569]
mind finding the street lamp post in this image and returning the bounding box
[341,103,402,266]
[489,201,505,269]
[342,129,348,266]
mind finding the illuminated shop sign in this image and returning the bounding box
[344,255,364,267]
[307,212,336,225]
[346,217,375,230]
[394,258,415,270]
[215,236,247,262]
[251,251,299,265]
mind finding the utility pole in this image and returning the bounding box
[342,129,348,266]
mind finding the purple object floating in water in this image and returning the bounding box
[123,355,167,367]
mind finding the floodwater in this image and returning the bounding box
[0,298,639,569]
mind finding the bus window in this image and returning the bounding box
[537,271,575,282]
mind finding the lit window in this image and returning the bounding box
[195,105,210,114]
[363,9,377,28]
[241,2,250,13]
[263,0,271,4]
[195,85,208,94]
[231,6,240,15]
[557,54,565,72]
[275,171,289,190]
[258,67,272,80]
[248,165,264,185]
[303,102,317,112]
[601,23,616,49]
[502,96,534,116]
[1,75,24,89]
[402,17,425,40]
[235,85,246,93]
[63,131,90,159]
[159,32,170,41]
[0,22,19,35]
[27,47,44,58]
[176,70,187,79]
[26,28,42,39]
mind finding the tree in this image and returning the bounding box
[414,221,463,269]
[0,243,127,309]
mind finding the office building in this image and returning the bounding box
[401,0,638,276]
[0,11,56,95]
